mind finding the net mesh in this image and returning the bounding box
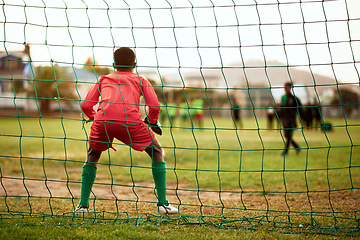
[0,0,359,237]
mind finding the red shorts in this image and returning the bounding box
[89,121,155,152]
[195,113,203,120]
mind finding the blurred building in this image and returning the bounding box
[0,45,31,111]
[0,47,29,92]
[161,60,353,118]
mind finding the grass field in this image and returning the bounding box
[0,115,359,239]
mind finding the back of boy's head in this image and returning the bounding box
[114,47,135,68]
[284,82,292,88]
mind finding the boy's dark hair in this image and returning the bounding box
[284,82,293,88]
[114,47,135,68]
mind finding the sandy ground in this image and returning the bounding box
[0,176,358,214]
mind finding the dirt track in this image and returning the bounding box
[1,176,358,214]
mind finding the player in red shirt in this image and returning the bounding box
[76,47,178,215]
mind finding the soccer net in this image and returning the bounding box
[0,0,359,236]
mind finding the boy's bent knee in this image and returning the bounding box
[145,146,164,162]
[145,145,162,155]
[86,146,102,164]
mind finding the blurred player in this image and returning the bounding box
[231,97,243,129]
[76,47,178,216]
[312,98,322,131]
[166,100,177,127]
[179,101,190,128]
[279,82,302,156]
[191,95,204,129]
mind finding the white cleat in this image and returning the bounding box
[157,203,178,215]
[75,205,89,216]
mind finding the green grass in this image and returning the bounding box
[0,115,359,238]
[0,223,349,240]
[1,116,358,191]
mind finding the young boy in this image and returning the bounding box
[279,82,302,156]
[76,47,178,215]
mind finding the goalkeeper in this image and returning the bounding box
[77,47,178,215]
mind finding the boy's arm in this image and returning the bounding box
[141,79,160,124]
[81,84,100,121]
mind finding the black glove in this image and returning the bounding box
[144,117,162,136]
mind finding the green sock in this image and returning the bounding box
[79,164,97,207]
[152,161,168,205]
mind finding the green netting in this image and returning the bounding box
[0,0,359,237]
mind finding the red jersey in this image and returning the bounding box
[81,71,160,124]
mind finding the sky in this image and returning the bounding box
[1,0,359,84]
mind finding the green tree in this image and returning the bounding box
[83,57,111,76]
[26,65,78,114]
